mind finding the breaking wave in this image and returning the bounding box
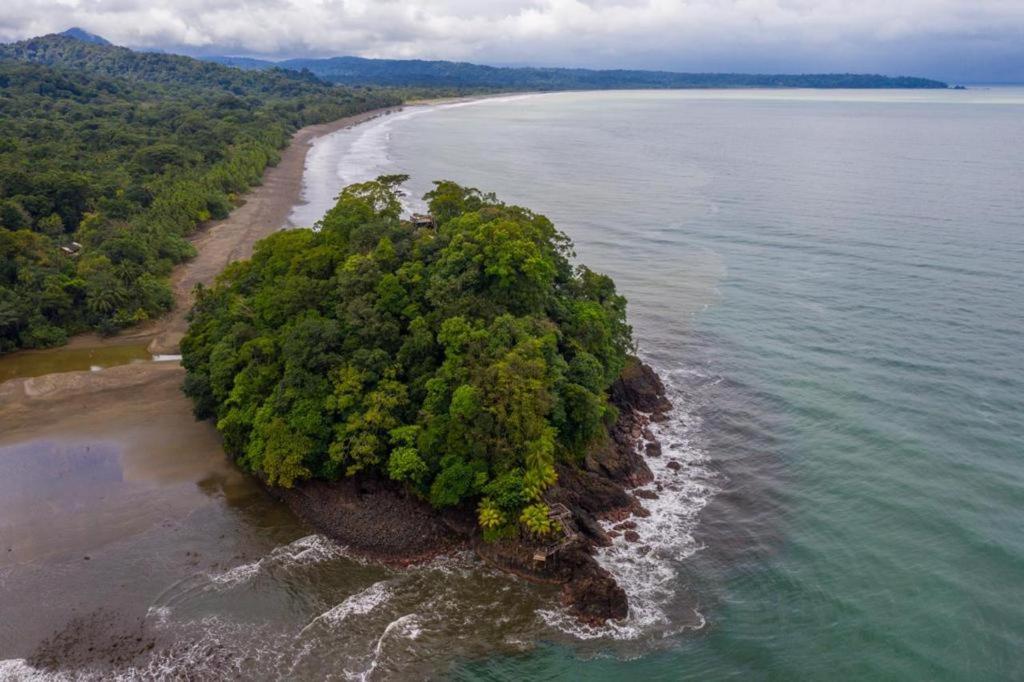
[540,361,720,641]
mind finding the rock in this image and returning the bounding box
[276,476,466,563]
[666,460,682,471]
[561,555,628,624]
[584,423,654,488]
[633,505,651,518]
[645,441,662,457]
[614,520,637,531]
[609,358,672,417]
[623,530,641,543]
[634,489,659,500]
[554,463,635,516]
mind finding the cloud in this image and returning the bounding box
[1,0,1022,81]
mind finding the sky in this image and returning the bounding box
[2,0,1023,82]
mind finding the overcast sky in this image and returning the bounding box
[3,0,1023,82]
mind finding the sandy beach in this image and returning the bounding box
[0,105,401,427]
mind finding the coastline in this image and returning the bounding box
[0,104,403,413]
[0,92,674,627]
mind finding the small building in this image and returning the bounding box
[411,213,435,228]
[60,241,83,256]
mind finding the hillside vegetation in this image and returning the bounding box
[0,35,398,352]
[181,178,633,537]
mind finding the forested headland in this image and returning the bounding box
[181,178,633,537]
[0,34,398,352]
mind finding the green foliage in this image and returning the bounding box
[207,54,950,91]
[182,179,633,533]
[519,503,555,537]
[0,37,400,352]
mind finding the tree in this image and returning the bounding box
[182,178,633,537]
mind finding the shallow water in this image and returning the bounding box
[0,344,153,382]
[3,88,1023,679]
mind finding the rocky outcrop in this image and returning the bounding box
[276,477,469,564]
[279,356,670,624]
[610,357,672,419]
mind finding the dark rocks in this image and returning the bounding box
[609,358,672,418]
[584,429,653,488]
[666,460,682,471]
[276,476,466,564]
[276,357,674,626]
[560,550,629,624]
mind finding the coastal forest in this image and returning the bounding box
[0,34,398,352]
[181,178,633,536]
[210,54,950,91]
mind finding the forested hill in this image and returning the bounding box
[0,35,398,352]
[209,54,950,90]
[0,34,329,92]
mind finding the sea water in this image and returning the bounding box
[3,89,1022,679]
[292,89,1024,679]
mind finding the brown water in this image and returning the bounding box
[0,344,153,383]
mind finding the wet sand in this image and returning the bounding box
[0,105,402,424]
[0,105,401,566]
[115,105,403,356]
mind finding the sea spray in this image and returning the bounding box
[540,362,720,640]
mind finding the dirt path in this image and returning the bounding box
[0,106,401,420]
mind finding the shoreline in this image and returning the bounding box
[0,104,404,403]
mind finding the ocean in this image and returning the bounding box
[292,89,1024,679]
[2,88,1022,679]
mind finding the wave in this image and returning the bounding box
[541,361,721,641]
[353,614,422,682]
[207,534,351,588]
[292,95,544,227]
[299,581,393,636]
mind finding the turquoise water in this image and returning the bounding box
[4,89,1021,679]
[296,89,1024,679]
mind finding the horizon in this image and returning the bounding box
[1,1,1022,84]
[8,27,1021,86]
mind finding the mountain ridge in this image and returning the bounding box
[206,53,950,90]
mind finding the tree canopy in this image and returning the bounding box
[0,36,398,352]
[181,178,633,536]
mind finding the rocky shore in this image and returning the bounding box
[277,357,672,624]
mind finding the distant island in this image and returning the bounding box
[207,54,950,90]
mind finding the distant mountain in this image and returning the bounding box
[60,27,111,46]
[205,54,949,90]
[0,34,339,93]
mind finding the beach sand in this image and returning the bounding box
[0,105,401,419]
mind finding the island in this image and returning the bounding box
[181,176,671,622]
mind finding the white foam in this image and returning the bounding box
[353,614,422,682]
[290,95,544,228]
[299,581,393,636]
[208,534,349,587]
[542,361,720,641]
[0,659,65,681]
